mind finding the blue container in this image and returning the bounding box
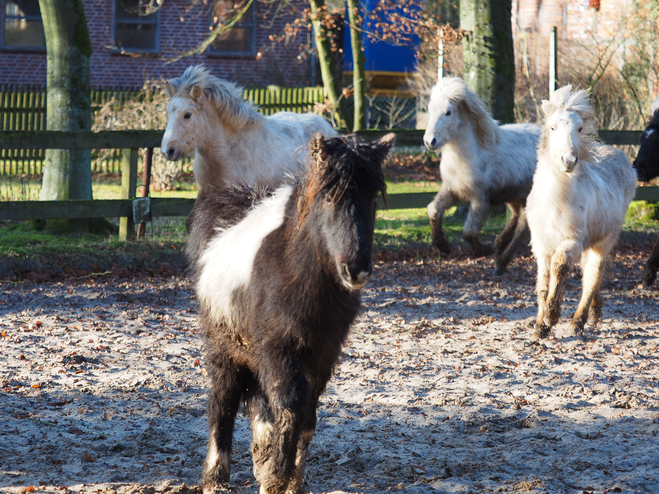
[342,0,419,74]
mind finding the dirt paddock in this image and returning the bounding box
[1,241,659,494]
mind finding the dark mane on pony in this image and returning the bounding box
[297,134,390,227]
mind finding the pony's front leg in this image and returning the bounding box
[534,253,552,339]
[427,187,456,255]
[463,198,494,257]
[202,351,247,494]
[253,350,309,494]
[571,243,611,335]
[544,240,580,329]
[642,235,659,288]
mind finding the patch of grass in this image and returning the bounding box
[385,180,439,194]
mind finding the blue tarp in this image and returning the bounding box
[342,0,419,73]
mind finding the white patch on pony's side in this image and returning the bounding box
[197,185,293,324]
[645,129,655,138]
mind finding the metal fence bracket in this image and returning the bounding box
[133,197,151,224]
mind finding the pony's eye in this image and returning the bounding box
[184,112,192,119]
[446,110,452,116]
[551,126,555,131]
[578,127,583,132]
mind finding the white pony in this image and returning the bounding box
[527,85,636,339]
[161,65,337,194]
[423,77,541,274]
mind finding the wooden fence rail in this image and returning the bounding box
[0,85,326,175]
[0,129,653,241]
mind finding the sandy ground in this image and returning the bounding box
[1,243,659,494]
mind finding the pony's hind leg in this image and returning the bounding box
[427,187,456,255]
[571,245,610,335]
[463,198,494,258]
[494,203,528,275]
[642,235,659,288]
[202,351,248,493]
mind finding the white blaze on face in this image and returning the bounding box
[197,185,293,324]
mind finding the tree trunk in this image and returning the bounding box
[346,0,366,131]
[38,0,93,201]
[461,0,515,123]
[309,0,351,129]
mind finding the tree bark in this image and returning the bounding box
[346,0,366,131]
[461,0,515,123]
[38,0,93,201]
[309,0,351,129]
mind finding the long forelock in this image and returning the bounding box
[547,85,597,135]
[297,138,386,229]
[432,77,501,149]
[167,65,262,129]
[540,85,599,161]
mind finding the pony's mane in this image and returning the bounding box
[539,85,598,160]
[297,134,390,228]
[432,77,502,149]
[167,65,262,129]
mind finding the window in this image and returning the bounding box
[3,0,45,50]
[114,0,159,53]
[209,0,256,58]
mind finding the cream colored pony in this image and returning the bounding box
[527,85,636,339]
[161,65,337,195]
[423,77,541,274]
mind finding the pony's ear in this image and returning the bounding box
[190,85,203,102]
[309,133,328,163]
[371,133,396,161]
[164,81,177,97]
[541,100,556,117]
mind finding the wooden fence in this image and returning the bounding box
[0,85,326,176]
[0,128,654,241]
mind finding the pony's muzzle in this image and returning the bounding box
[339,262,371,290]
[162,146,182,161]
[424,134,439,150]
[561,154,578,173]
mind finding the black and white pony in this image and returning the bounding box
[423,77,541,274]
[632,99,659,287]
[186,133,394,494]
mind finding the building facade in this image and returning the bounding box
[0,0,314,88]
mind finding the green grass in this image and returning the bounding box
[3,171,659,279]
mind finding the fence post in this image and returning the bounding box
[549,26,558,96]
[119,148,138,241]
[137,147,153,239]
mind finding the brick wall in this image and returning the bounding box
[0,0,313,89]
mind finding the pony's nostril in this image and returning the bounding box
[431,137,437,147]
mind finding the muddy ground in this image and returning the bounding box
[1,238,659,494]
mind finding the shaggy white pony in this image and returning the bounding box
[161,65,337,194]
[423,77,540,274]
[527,85,636,339]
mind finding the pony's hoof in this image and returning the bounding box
[533,322,551,339]
[567,321,585,338]
[494,266,507,276]
[434,239,452,256]
[202,482,231,494]
[642,269,657,288]
[473,244,495,258]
